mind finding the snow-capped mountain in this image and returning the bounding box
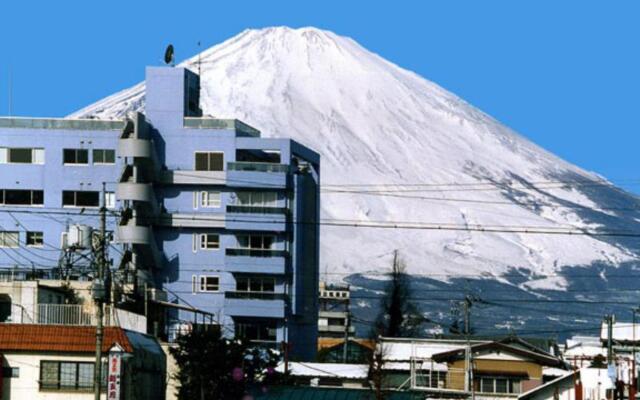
[72,27,640,298]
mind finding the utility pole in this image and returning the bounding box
[93,183,107,400]
[343,287,351,363]
[607,315,614,365]
[632,309,639,400]
[463,296,474,400]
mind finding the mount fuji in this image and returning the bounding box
[71,27,640,335]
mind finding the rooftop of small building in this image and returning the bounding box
[0,324,134,353]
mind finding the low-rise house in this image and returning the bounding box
[518,368,614,400]
[0,324,165,399]
[276,362,369,388]
[431,341,567,396]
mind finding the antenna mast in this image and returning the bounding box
[8,65,12,116]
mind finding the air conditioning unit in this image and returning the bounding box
[65,225,93,249]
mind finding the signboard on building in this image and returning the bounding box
[108,352,122,400]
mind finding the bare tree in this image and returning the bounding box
[375,250,422,338]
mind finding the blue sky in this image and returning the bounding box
[0,1,638,193]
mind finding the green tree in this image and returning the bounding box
[169,327,285,400]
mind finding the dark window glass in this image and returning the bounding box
[209,153,223,171]
[32,190,44,205]
[62,191,75,206]
[250,236,262,249]
[0,190,4,204]
[40,361,59,389]
[93,149,115,164]
[195,153,208,171]
[236,277,248,292]
[262,278,275,292]
[8,148,32,163]
[76,191,99,207]
[262,236,274,249]
[63,149,88,164]
[5,190,30,205]
[26,231,43,246]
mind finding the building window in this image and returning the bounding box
[235,321,277,342]
[200,234,220,250]
[236,276,276,293]
[236,191,278,207]
[26,231,43,247]
[0,147,44,164]
[475,376,521,394]
[63,149,89,165]
[62,191,99,207]
[194,152,224,171]
[1,367,19,378]
[200,191,221,208]
[92,149,115,164]
[40,361,100,391]
[200,276,219,292]
[105,192,116,208]
[0,189,44,206]
[0,231,19,248]
[237,234,275,250]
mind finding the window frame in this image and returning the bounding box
[0,231,19,248]
[26,231,44,247]
[199,233,220,250]
[0,147,44,164]
[62,190,100,208]
[92,149,116,165]
[194,151,224,172]
[63,148,89,165]
[200,191,222,208]
[0,189,44,207]
[39,360,101,392]
[199,275,220,292]
[236,234,275,250]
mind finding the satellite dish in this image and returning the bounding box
[164,44,174,66]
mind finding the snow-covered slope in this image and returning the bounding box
[71,27,640,288]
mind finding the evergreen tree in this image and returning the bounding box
[169,328,284,400]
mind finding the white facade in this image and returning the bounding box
[2,353,106,400]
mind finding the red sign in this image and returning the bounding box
[107,353,122,400]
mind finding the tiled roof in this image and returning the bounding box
[0,324,133,353]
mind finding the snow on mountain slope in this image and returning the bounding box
[71,27,640,285]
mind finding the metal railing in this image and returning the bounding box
[224,291,287,301]
[225,248,288,258]
[226,205,287,215]
[26,304,147,333]
[227,162,289,173]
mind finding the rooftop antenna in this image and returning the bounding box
[164,44,175,67]
[8,65,12,116]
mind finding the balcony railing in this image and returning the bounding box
[226,205,287,215]
[225,291,287,301]
[225,248,288,258]
[227,162,289,173]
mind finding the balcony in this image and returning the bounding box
[226,205,287,215]
[225,248,287,258]
[224,248,287,274]
[226,162,288,189]
[5,304,147,334]
[157,213,225,228]
[159,170,226,185]
[225,206,287,231]
[227,162,289,173]
[224,291,286,318]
